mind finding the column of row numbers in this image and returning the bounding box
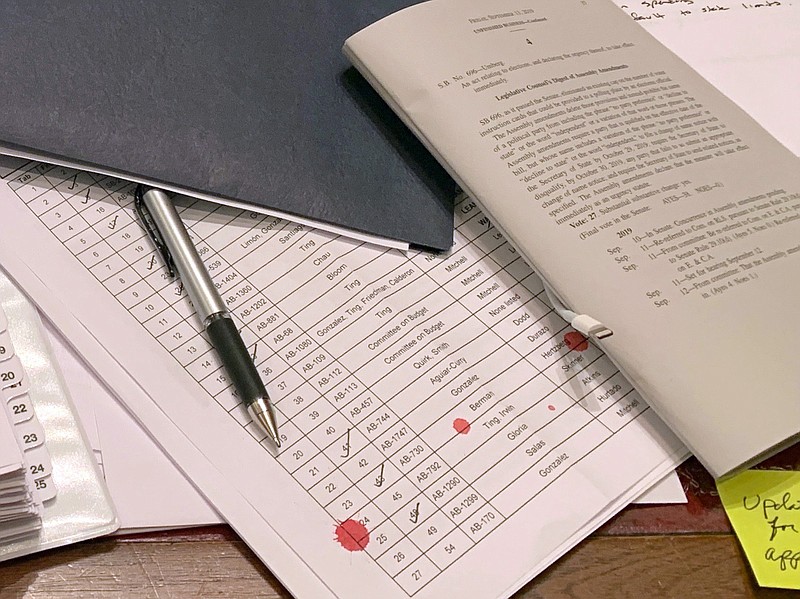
[196,209,488,594]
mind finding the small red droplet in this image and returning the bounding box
[453,418,471,435]
[334,519,369,551]
[564,331,589,352]
[548,404,556,411]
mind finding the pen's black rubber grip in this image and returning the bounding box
[206,316,267,404]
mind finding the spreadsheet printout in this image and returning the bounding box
[0,158,685,598]
[48,322,683,532]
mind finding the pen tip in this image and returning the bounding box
[259,410,281,448]
[248,397,281,449]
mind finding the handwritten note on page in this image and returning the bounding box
[613,0,793,22]
[717,470,800,589]
[611,0,800,156]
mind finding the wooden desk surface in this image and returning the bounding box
[0,529,790,598]
[2,456,798,598]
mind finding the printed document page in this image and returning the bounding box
[343,0,800,478]
[45,306,681,529]
[0,157,684,598]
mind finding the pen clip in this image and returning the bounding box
[134,184,176,278]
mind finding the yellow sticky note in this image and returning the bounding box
[716,470,800,590]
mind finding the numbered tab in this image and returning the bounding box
[28,442,57,503]
[0,330,13,361]
[0,355,26,391]
[0,306,7,332]
[25,444,54,481]
[15,418,45,452]
[3,380,30,402]
[7,394,33,424]
[32,474,57,502]
[0,355,23,386]
[2,374,30,401]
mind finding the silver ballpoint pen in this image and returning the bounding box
[135,185,280,447]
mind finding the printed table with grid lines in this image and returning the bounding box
[4,159,653,595]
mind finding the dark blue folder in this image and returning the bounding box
[0,1,454,250]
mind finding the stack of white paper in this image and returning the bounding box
[48,322,221,531]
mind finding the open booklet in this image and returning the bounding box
[343,0,800,479]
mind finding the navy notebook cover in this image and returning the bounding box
[0,2,454,250]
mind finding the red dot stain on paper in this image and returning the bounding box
[334,519,370,552]
[564,331,589,352]
[453,418,471,435]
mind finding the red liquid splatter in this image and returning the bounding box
[547,404,556,411]
[564,331,589,352]
[453,418,471,435]
[334,519,369,552]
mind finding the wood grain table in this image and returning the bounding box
[2,455,798,599]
